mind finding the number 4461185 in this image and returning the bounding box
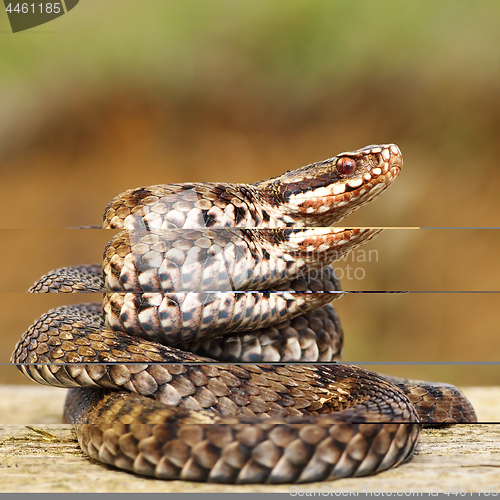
[5,3,61,14]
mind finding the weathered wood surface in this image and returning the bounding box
[0,385,499,493]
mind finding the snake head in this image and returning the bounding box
[262,144,403,226]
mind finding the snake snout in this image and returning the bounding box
[385,143,403,169]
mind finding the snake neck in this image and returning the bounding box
[254,143,402,227]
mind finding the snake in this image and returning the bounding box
[12,143,477,484]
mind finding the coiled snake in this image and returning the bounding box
[12,144,476,484]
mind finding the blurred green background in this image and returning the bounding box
[1,0,500,385]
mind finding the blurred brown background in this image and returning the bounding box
[1,0,499,385]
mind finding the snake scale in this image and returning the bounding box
[12,144,477,484]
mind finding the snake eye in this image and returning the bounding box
[336,157,357,175]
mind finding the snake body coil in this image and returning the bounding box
[12,144,476,483]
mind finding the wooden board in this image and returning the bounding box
[0,385,499,493]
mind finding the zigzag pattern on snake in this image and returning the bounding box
[12,144,476,484]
